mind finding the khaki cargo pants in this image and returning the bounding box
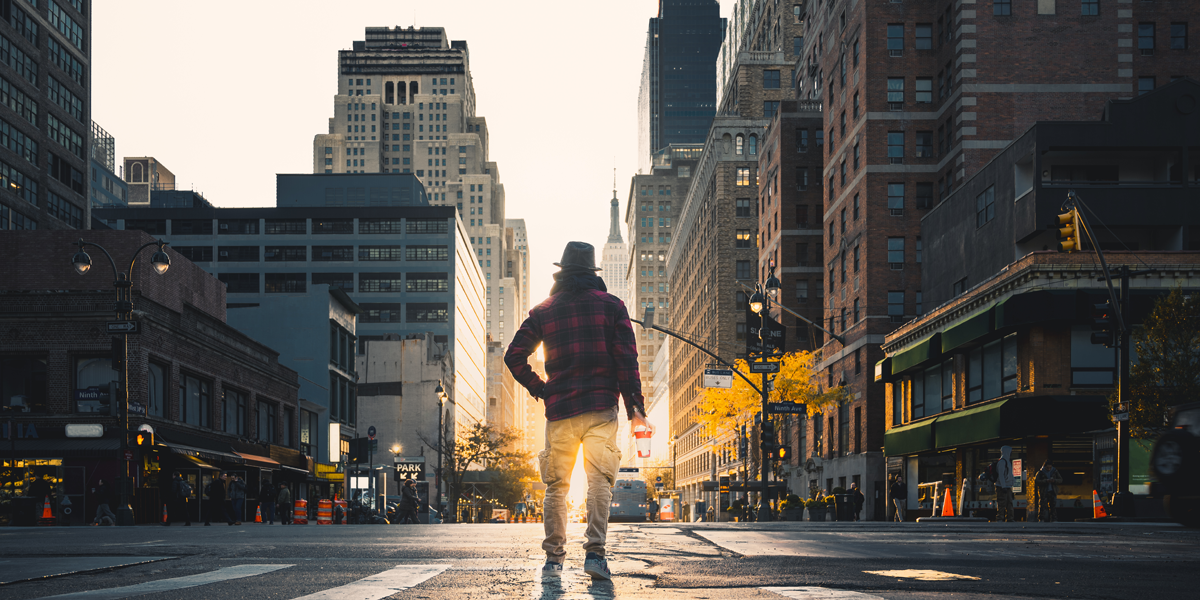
[538,410,621,562]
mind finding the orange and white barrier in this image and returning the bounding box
[316,499,333,524]
[293,498,308,524]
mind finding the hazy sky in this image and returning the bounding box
[93,1,733,303]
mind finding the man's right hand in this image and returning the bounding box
[631,406,655,436]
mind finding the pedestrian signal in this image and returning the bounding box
[135,431,154,448]
[1090,301,1116,347]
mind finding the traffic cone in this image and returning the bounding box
[1092,490,1108,519]
[39,496,53,525]
[255,504,262,523]
[162,505,169,524]
[941,488,955,517]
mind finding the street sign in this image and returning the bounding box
[1114,412,1129,422]
[726,482,787,492]
[702,368,734,389]
[750,361,780,374]
[701,481,720,491]
[394,461,426,481]
[370,439,378,452]
[367,425,376,440]
[768,401,806,415]
[393,455,426,464]
[123,449,133,461]
[106,321,140,334]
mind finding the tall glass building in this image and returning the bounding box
[637,1,724,173]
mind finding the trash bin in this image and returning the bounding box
[834,494,854,521]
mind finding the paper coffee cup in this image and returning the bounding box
[634,425,652,458]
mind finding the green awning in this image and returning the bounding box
[890,332,941,375]
[941,306,994,353]
[934,399,1010,448]
[874,357,892,383]
[995,290,1078,330]
[884,418,936,456]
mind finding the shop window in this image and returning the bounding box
[1,356,48,413]
[967,333,1019,403]
[892,382,903,425]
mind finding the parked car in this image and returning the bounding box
[1152,401,1200,527]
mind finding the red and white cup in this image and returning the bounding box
[634,425,652,458]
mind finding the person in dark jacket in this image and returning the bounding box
[228,475,247,524]
[91,479,116,526]
[259,479,276,524]
[398,479,420,524]
[167,472,192,526]
[204,472,235,526]
[505,241,651,581]
[276,483,293,525]
[850,482,865,521]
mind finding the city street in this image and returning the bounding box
[0,521,1195,600]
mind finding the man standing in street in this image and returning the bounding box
[996,446,1015,522]
[889,475,906,522]
[167,472,191,526]
[505,241,651,581]
[229,474,246,524]
[204,472,236,526]
[276,482,292,525]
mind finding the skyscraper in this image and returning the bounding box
[601,181,630,307]
[0,0,91,231]
[311,26,525,345]
[637,0,725,174]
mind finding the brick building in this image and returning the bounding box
[880,81,1200,520]
[790,0,1199,519]
[0,229,301,525]
[669,0,806,509]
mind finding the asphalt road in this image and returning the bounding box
[0,521,1195,599]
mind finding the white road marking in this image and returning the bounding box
[864,569,981,581]
[38,564,293,599]
[763,587,885,599]
[289,564,449,600]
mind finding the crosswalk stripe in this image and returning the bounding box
[762,587,885,600]
[289,564,450,600]
[38,564,294,599]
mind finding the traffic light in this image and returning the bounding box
[760,420,775,448]
[1091,300,1117,347]
[775,443,791,462]
[135,430,154,448]
[1052,209,1079,252]
[348,438,367,463]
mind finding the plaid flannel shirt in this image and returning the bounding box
[504,288,644,422]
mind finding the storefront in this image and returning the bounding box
[1,422,122,526]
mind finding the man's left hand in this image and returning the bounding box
[630,407,655,436]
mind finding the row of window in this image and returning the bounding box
[176,245,450,263]
[127,218,449,236]
[891,333,1019,426]
[215,271,451,297]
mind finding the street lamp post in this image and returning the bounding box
[748,260,781,522]
[434,381,448,521]
[71,238,171,527]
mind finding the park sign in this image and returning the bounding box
[394,456,426,481]
[702,368,733,389]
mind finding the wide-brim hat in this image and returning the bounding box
[554,241,602,271]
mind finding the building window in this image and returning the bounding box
[916,238,923,264]
[796,280,809,303]
[264,246,306,262]
[1070,325,1115,387]
[1081,0,1099,16]
[797,129,809,152]
[887,78,904,110]
[179,374,211,428]
[887,237,904,268]
[736,322,747,341]
[797,167,808,191]
[995,0,1012,16]
[1139,23,1155,55]
[748,134,758,155]
[916,131,933,158]
[736,260,752,280]
[892,382,903,426]
[736,134,744,154]
[736,168,751,186]
[313,246,354,261]
[916,23,932,49]
[265,273,306,293]
[223,388,247,436]
[953,277,968,297]
[764,70,781,88]
[967,333,1019,403]
[976,185,996,227]
[887,24,904,56]
[887,183,905,216]
[888,291,904,323]
[764,101,780,120]
[1171,23,1188,49]
[915,77,932,103]
[736,198,752,217]
[407,303,449,323]
[358,246,405,261]
[887,132,904,163]
[736,229,752,248]
[257,401,276,443]
[916,182,934,209]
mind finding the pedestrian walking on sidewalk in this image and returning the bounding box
[167,472,192,526]
[229,474,247,524]
[995,446,1015,522]
[91,479,116,526]
[890,475,906,522]
[505,241,651,581]
[259,479,276,524]
[398,478,419,524]
[204,472,236,526]
[276,483,292,525]
[850,483,865,521]
[1037,459,1062,522]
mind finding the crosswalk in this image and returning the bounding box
[27,560,905,600]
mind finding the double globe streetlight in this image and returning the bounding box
[747,260,781,522]
[71,238,171,526]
